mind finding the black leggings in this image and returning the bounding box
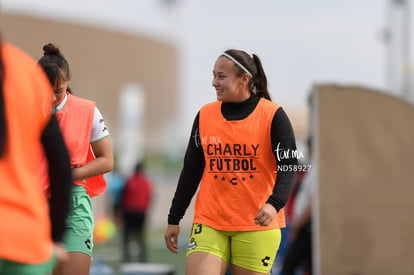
[122,211,147,262]
[281,222,312,275]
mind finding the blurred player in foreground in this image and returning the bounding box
[0,39,72,274]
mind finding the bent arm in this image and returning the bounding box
[168,112,205,225]
[266,108,297,211]
[72,136,113,181]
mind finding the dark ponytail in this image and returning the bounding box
[251,54,270,100]
[0,40,6,157]
[223,49,272,101]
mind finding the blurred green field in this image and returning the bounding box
[93,227,190,275]
[92,160,190,274]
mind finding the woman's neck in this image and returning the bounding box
[221,94,259,121]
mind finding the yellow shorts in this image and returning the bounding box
[186,223,281,273]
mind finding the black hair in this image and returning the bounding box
[134,162,143,173]
[222,49,271,100]
[0,40,5,157]
[38,43,71,81]
[42,63,61,87]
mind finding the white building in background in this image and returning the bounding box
[118,83,146,176]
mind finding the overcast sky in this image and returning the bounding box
[1,0,408,132]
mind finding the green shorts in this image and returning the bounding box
[0,250,56,275]
[186,223,281,274]
[63,185,94,257]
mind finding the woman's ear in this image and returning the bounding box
[241,74,250,86]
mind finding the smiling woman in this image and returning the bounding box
[212,49,271,103]
[165,49,298,275]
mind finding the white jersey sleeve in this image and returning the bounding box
[90,107,110,143]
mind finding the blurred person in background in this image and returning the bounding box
[271,161,308,274]
[280,136,315,275]
[0,39,72,274]
[106,164,126,227]
[38,43,113,275]
[165,49,297,275]
[121,161,153,262]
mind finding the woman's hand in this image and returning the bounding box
[164,224,180,254]
[54,242,68,263]
[254,203,277,226]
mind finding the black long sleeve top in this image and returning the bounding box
[168,95,297,225]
